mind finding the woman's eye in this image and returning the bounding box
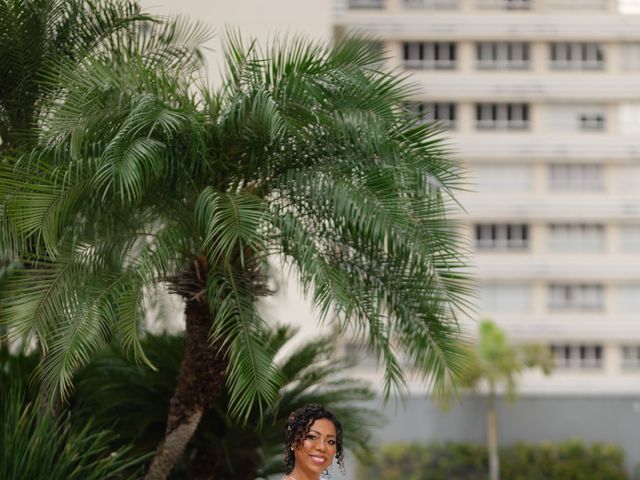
[306,435,317,440]
[328,440,336,445]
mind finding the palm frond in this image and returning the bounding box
[207,268,283,425]
[196,188,268,266]
[1,387,146,480]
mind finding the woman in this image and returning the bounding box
[282,404,344,480]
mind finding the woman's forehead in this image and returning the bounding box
[308,418,336,436]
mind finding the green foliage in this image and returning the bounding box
[70,325,381,479]
[0,0,149,150]
[0,341,39,391]
[1,4,471,423]
[0,388,146,480]
[502,441,627,480]
[457,319,553,400]
[357,441,628,480]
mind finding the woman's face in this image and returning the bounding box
[293,418,337,475]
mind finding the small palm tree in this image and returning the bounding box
[0,17,471,478]
[456,320,553,480]
[71,325,381,480]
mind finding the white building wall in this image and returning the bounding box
[336,0,640,395]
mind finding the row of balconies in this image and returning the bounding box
[336,13,640,41]
[342,337,640,373]
[347,0,615,12]
[400,41,614,72]
[464,160,640,193]
[457,191,640,220]
[469,221,640,256]
[412,76,640,102]
[407,102,640,137]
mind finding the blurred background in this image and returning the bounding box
[3,0,639,478]
[139,0,640,478]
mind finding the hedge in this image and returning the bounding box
[356,440,627,480]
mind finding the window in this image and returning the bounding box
[548,224,605,251]
[476,103,529,130]
[549,42,605,70]
[504,0,532,7]
[548,163,604,191]
[619,103,640,134]
[621,346,640,369]
[479,283,531,312]
[547,104,607,132]
[403,42,456,69]
[617,166,640,192]
[476,42,530,69]
[473,164,532,192]
[404,0,458,8]
[618,285,640,311]
[476,0,532,9]
[475,223,529,250]
[620,43,640,70]
[406,102,456,128]
[620,224,640,251]
[348,0,385,8]
[548,284,604,310]
[619,0,640,14]
[579,113,606,131]
[551,344,603,369]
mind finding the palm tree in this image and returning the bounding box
[455,320,553,480]
[71,325,382,479]
[0,22,471,479]
[0,0,209,349]
[0,0,152,153]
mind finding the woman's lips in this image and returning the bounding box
[309,455,327,465]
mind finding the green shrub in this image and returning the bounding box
[357,441,627,480]
[0,389,147,480]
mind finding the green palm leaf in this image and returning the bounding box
[2,16,472,476]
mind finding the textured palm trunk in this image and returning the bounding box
[146,297,228,480]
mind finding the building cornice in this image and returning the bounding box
[336,14,640,40]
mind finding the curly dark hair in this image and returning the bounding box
[283,403,344,475]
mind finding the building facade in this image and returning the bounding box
[335,0,640,394]
[333,1,640,475]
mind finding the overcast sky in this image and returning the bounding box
[140,0,332,84]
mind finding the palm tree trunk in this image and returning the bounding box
[487,385,500,480]
[146,297,228,480]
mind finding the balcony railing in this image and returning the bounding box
[476,0,532,9]
[476,119,530,130]
[403,59,456,69]
[550,60,605,71]
[348,0,385,8]
[546,0,608,9]
[403,0,458,9]
[476,59,531,70]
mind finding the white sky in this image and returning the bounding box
[619,0,640,13]
[140,0,332,85]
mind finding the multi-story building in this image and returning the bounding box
[334,0,640,474]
